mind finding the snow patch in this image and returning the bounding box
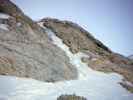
[0,24,9,31]
[16,22,22,27]
[0,75,132,100]
[0,13,10,31]
[38,22,44,28]
[0,13,10,19]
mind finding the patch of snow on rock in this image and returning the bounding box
[0,24,9,31]
[16,22,22,27]
[0,13,10,31]
[0,13,10,19]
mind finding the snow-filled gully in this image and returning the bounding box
[0,26,133,100]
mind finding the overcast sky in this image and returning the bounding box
[11,0,133,56]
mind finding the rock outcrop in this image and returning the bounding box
[57,94,87,100]
[0,0,77,82]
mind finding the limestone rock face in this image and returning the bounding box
[0,0,77,82]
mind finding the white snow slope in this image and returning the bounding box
[0,25,132,100]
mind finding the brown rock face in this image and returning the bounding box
[41,18,133,85]
[0,0,77,82]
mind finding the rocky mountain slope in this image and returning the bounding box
[0,0,133,93]
[0,0,133,99]
[0,0,77,82]
[40,18,133,84]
